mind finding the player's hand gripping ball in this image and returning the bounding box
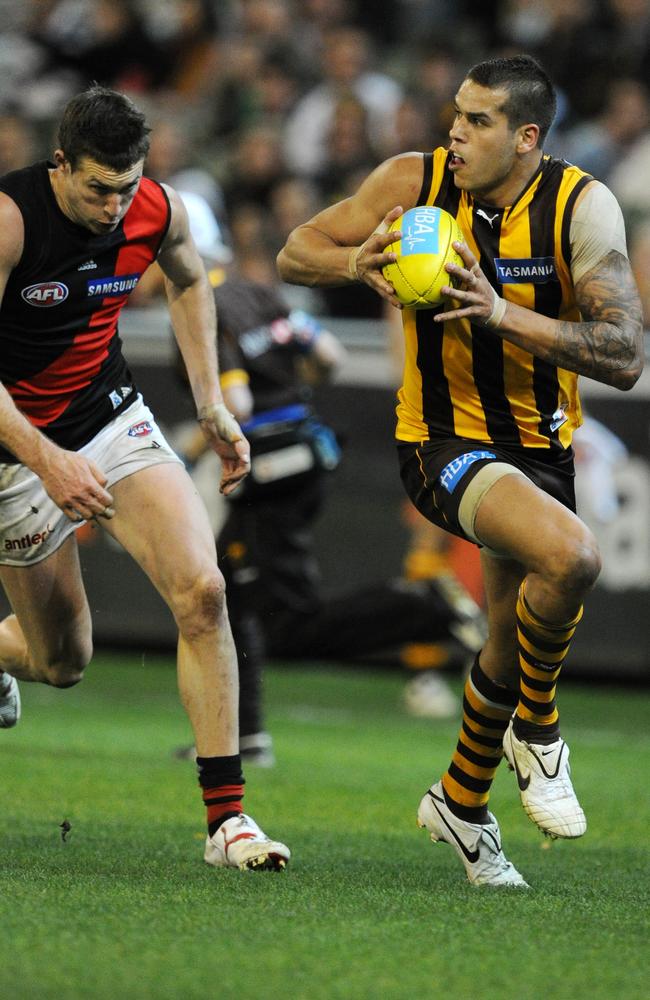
[382,206,464,308]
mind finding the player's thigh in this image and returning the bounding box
[103,462,219,604]
[0,533,91,661]
[473,471,593,572]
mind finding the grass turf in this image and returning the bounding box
[2,653,649,1000]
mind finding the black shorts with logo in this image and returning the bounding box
[398,437,576,544]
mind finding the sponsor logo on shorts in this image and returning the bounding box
[87,273,141,297]
[21,282,69,307]
[127,420,153,438]
[4,523,53,551]
[493,257,557,284]
[439,451,497,494]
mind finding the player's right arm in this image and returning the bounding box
[0,193,114,521]
[277,153,425,308]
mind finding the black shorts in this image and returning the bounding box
[398,437,576,545]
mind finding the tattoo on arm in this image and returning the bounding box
[554,251,643,385]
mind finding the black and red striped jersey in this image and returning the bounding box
[0,161,171,460]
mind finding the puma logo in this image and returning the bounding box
[476,208,500,227]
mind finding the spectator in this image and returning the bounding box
[0,114,37,174]
[314,95,379,205]
[504,0,611,120]
[552,77,650,182]
[155,0,221,100]
[144,112,228,226]
[28,0,165,93]
[378,92,439,161]
[282,25,402,176]
[269,176,322,254]
[222,123,287,211]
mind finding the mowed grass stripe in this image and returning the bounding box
[2,655,648,1000]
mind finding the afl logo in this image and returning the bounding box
[21,282,69,307]
[127,420,153,438]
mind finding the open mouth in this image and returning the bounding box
[449,153,465,169]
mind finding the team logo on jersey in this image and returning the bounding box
[550,405,568,432]
[127,420,153,438]
[109,386,133,409]
[475,208,500,228]
[21,282,69,307]
[494,257,557,284]
[87,273,141,297]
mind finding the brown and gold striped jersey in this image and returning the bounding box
[395,148,593,451]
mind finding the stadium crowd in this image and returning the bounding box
[0,0,648,323]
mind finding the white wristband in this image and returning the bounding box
[348,246,361,280]
[485,288,507,329]
[348,220,390,282]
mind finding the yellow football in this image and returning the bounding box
[382,206,464,308]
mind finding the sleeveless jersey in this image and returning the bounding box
[395,148,593,451]
[0,162,171,460]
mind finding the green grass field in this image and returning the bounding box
[2,653,649,1000]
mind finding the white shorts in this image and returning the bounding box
[0,395,183,566]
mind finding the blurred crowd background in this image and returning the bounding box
[0,0,647,680]
[0,0,649,323]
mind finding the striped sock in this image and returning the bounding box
[514,583,582,744]
[196,754,245,836]
[441,657,518,823]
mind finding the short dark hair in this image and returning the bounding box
[466,54,557,146]
[57,85,151,171]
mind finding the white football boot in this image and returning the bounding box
[204,813,290,871]
[0,673,21,729]
[503,720,586,839]
[417,781,529,888]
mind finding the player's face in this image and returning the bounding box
[447,80,524,203]
[54,155,144,234]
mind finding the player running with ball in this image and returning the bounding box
[0,86,289,872]
[278,54,643,887]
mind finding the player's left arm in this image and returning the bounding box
[437,182,644,390]
[156,185,250,494]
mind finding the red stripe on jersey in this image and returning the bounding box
[10,317,117,424]
[10,178,169,426]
